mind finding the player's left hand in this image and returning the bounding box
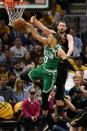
[30,15,36,25]
[56,100,64,107]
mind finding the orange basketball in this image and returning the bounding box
[12,18,26,32]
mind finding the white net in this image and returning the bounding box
[5,2,25,26]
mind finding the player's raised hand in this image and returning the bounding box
[30,15,36,25]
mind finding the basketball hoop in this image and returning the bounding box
[4,1,26,26]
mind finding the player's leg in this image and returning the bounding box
[55,59,75,104]
[28,65,43,82]
[20,65,43,85]
[69,126,76,131]
[42,71,57,110]
[39,71,57,131]
[70,107,87,128]
[55,62,66,102]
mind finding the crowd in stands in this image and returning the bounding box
[0,2,87,131]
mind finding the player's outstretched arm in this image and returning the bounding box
[67,34,74,57]
[30,16,55,35]
[27,22,48,46]
[57,48,76,71]
[57,48,67,60]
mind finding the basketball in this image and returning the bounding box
[12,18,26,32]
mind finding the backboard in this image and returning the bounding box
[0,0,50,9]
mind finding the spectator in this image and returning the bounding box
[0,63,8,79]
[4,49,14,71]
[48,4,62,25]
[13,60,23,78]
[10,36,27,60]
[10,30,30,46]
[0,45,6,63]
[1,33,12,51]
[0,96,5,102]
[22,51,33,66]
[0,76,15,104]
[22,88,41,131]
[0,20,10,35]
[69,74,83,97]
[74,57,87,71]
[14,78,28,102]
[69,28,83,56]
[31,44,43,61]
[7,72,16,89]
[39,11,53,28]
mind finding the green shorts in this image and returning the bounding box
[28,64,57,93]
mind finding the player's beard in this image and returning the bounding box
[58,29,65,34]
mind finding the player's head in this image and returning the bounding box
[57,19,67,34]
[48,33,57,44]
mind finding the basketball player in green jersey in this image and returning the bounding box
[19,21,70,111]
[30,16,74,107]
[13,18,69,112]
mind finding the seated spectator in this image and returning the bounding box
[0,47,6,64]
[74,57,87,71]
[0,96,5,102]
[10,30,30,46]
[0,20,10,35]
[69,28,83,57]
[33,83,42,102]
[22,51,34,67]
[0,101,14,119]
[4,49,13,70]
[0,76,15,104]
[13,60,23,78]
[22,88,41,131]
[1,33,12,51]
[48,4,62,25]
[14,78,28,102]
[10,36,27,61]
[7,72,16,89]
[31,44,43,61]
[69,74,83,99]
[0,63,9,79]
[56,2,65,16]
[39,11,53,28]
[33,56,41,68]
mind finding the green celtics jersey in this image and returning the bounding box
[43,44,62,70]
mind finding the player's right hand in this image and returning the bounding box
[30,16,36,25]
